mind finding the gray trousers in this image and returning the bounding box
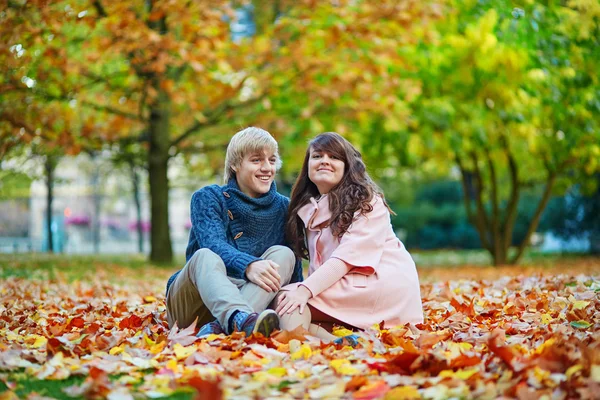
[166,246,295,330]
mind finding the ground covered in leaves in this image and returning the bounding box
[0,256,599,399]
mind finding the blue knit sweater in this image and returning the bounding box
[166,179,303,295]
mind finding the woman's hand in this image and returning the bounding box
[275,285,312,316]
[246,260,281,292]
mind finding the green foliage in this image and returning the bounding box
[0,171,32,199]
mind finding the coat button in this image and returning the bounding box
[227,210,234,220]
[234,232,243,240]
[223,192,230,198]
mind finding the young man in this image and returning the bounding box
[165,127,303,337]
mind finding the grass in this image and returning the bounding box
[0,374,84,399]
[0,372,194,399]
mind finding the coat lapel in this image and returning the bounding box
[297,195,332,230]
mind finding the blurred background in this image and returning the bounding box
[1,0,598,267]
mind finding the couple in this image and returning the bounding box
[165,127,423,344]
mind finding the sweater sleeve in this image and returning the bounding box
[191,188,260,279]
[300,257,352,298]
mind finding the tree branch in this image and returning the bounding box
[500,134,520,256]
[170,92,267,149]
[510,169,557,264]
[93,0,107,17]
[457,155,492,253]
[470,151,492,252]
[77,99,145,121]
[484,146,501,260]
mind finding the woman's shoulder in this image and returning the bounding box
[358,194,389,220]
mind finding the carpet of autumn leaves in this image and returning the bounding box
[0,260,599,399]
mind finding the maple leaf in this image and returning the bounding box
[167,320,198,347]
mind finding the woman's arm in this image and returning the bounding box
[299,257,352,298]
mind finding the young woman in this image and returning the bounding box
[276,132,423,344]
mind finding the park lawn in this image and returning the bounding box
[0,252,599,399]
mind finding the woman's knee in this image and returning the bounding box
[280,305,312,331]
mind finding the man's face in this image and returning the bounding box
[234,150,277,198]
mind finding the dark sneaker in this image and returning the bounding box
[333,334,360,347]
[197,320,225,338]
[234,310,280,338]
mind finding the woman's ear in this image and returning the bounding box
[232,165,238,172]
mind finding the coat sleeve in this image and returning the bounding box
[191,188,260,279]
[300,257,352,297]
[329,196,390,273]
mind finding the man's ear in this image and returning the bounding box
[232,165,238,172]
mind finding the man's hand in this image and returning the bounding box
[246,260,281,292]
[275,285,312,316]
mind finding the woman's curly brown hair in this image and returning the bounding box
[286,132,390,259]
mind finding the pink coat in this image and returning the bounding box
[287,194,423,329]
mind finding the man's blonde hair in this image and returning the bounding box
[224,127,282,183]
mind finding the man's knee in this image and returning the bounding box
[267,245,295,279]
[187,248,225,275]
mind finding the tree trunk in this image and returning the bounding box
[492,247,507,266]
[44,157,55,253]
[148,88,173,263]
[130,162,144,253]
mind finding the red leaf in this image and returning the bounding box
[186,376,223,400]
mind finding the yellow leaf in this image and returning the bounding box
[150,341,166,355]
[385,385,421,399]
[534,338,556,355]
[332,327,354,337]
[144,295,157,303]
[541,313,553,324]
[438,368,478,380]
[173,343,195,360]
[109,345,124,355]
[204,334,221,342]
[533,366,550,383]
[144,334,155,346]
[330,359,359,375]
[291,344,312,360]
[572,300,590,310]
[166,359,179,374]
[566,364,583,379]
[267,367,287,377]
[31,335,47,349]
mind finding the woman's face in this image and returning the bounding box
[234,149,277,198]
[308,147,345,195]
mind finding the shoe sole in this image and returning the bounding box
[253,309,280,337]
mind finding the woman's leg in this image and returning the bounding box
[277,301,353,342]
[279,306,339,342]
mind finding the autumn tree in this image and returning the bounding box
[397,0,600,264]
[1,0,302,262]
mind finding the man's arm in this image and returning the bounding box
[190,188,260,279]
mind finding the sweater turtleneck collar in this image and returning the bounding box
[225,177,278,207]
